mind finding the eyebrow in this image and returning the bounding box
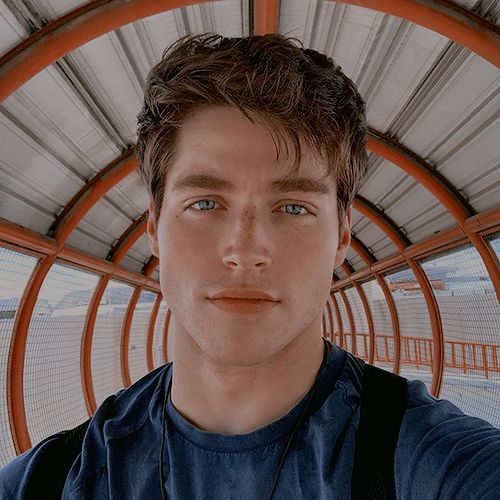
[172,174,331,195]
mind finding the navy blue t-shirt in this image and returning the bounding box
[1,341,499,499]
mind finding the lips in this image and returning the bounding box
[209,288,277,301]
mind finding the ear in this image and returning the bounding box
[333,206,352,269]
[147,199,160,258]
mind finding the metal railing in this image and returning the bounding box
[329,332,500,379]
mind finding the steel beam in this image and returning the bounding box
[337,286,357,356]
[342,261,375,364]
[146,294,162,372]
[254,0,280,35]
[121,256,159,388]
[0,0,498,103]
[350,236,402,374]
[329,292,344,348]
[49,151,137,243]
[350,198,444,396]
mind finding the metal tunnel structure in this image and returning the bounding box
[0,0,499,468]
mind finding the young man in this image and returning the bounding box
[1,33,499,499]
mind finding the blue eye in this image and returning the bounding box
[188,199,310,216]
[190,200,217,211]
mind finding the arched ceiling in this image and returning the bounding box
[0,0,499,287]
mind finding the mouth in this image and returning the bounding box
[207,297,279,314]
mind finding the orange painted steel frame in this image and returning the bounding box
[0,0,498,102]
[338,287,357,356]
[342,261,376,364]
[121,255,159,388]
[81,214,148,416]
[147,294,163,372]
[330,292,344,349]
[5,153,149,454]
[353,196,445,397]
[350,236,402,374]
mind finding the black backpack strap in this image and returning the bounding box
[351,364,408,500]
[24,418,91,499]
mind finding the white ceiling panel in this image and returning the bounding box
[68,32,143,144]
[127,233,153,265]
[364,24,449,130]
[64,227,112,260]
[2,91,101,182]
[141,10,184,62]
[0,184,54,235]
[399,53,499,158]
[351,208,397,259]
[70,201,132,257]
[0,2,25,55]
[0,111,84,221]
[3,65,120,168]
[120,254,147,274]
[279,0,310,39]
[102,170,148,223]
[358,159,407,205]
[345,247,365,271]
[35,0,84,19]
[313,3,386,82]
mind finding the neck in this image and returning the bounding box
[169,323,326,435]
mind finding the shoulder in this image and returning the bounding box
[396,379,500,500]
[0,363,171,499]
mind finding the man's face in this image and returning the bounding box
[147,106,351,365]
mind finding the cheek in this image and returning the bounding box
[158,217,216,269]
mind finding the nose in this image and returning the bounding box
[221,208,272,271]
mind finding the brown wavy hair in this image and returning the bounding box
[136,33,368,236]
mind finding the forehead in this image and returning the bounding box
[168,106,334,193]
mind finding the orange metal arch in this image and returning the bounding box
[147,294,163,372]
[81,214,148,415]
[350,236,402,374]
[255,0,280,35]
[121,256,159,388]
[342,262,375,364]
[348,197,444,396]
[163,308,172,364]
[0,0,499,104]
[329,292,344,348]
[49,151,137,243]
[7,255,56,453]
[368,130,500,301]
[337,286,357,356]
[330,0,500,67]
[326,300,335,343]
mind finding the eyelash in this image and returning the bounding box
[187,199,312,216]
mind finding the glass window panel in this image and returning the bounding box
[420,242,499,427]
[361,279,394,371]
[486,232,499,259]
[385,267,433,389]
[153,301,168,369]
[92,280,134,407]
[24,262,99,446]
[0,247,38,466]
[344,287,369,359]
[128,290,157,384]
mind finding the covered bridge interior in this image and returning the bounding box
[0,0,499,466]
